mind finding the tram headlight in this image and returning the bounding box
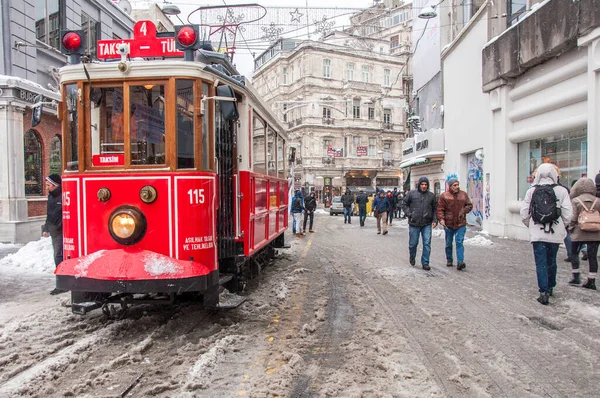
[108,206,146,245]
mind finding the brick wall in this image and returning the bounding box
[22,109,62,218]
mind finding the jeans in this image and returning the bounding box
[359,206,366,225]
[344,207,352,223]
[293,213,304,234]
[532,242,559,293]
[571,241,599,278]
[387,208,394,224]
[445,226,467,263]
[409,225,432,265]
[303,210,314,231]
[376,211,387,233]
[564,232,573,258]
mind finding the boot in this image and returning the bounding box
[568,273,581,285]
[537,292,549,305]
[457,262,466,271]
[422,264,431,271]
[581,279,596,290]
[446,261,453,267]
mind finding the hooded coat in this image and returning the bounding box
[402,177,438,227]
[596,172,600,198]
[341,189,355,208]
[304,193,317,212]
[568,177,600,242]
[291,190,304,213]
[520,163,572,243]
[43,185,63,234]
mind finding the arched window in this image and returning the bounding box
[49,135,62,175]
[24,130,43,196]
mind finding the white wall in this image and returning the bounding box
[442,12,491,229]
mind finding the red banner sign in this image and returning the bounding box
[327,146,343,157]
[97,20,184,59]
[356,146,367,156]
[92,154,125,166]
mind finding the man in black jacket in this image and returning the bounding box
[402,177,438,270]
[43,174,65,295]
[303,192,317,233]
[341,189,355,224]
[355,189,368,227]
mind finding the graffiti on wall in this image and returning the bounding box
[466,156,483,226]
[484,173,491,219]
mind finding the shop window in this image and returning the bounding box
[49,135,62,175]
[176,80,195,169]
[517,129,587,200]
[24,130,43,196]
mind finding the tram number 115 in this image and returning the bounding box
[188,189,205,204]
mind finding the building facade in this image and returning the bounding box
[0,0,134,243]
[252,36,408,203]
[441,0,600,239]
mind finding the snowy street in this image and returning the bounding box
[1,215,600,397]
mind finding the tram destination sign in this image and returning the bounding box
[97,20,184,59]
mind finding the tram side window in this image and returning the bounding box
[253,116,266,174]
[202,83,210,170]
[90,86,124,158]
[176,80,195,169]
[277,134,285,179]
[267,127,276,177]
[65,84,79,171]
[130,85,166,165]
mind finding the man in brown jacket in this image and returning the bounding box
[437,178,473,270]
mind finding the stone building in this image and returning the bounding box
[0,0,134,243]
[252,34,408,204]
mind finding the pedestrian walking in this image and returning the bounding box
[43,174,66,295]
[303,192,317,233]
[341,188,355,224]
[520,163,572,305]
[291,190,305,237]
[386,190,395,225]
[402,177,438,270]
[356,189,368,227]
[437,178,473,270]
[366,194,373,217]
[372,191,391,235]
[567,177,600,289]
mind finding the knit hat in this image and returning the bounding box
[447,178,459,187]
[46,174,61,186]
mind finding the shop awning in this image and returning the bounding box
[399,151,445,169]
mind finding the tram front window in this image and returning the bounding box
[130,85,166,165]
[90,86,125,158]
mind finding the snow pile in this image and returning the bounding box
[315,209,328,214]
[186,335,243,390]
[478,230,490,236]
[74,250,106,278]
[464,235,493,246]
[144,253,182,277]
[0,237,54,274]
[0,242,19,249]
[565,300,600,321]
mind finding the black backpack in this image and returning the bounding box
[530,185,561,233]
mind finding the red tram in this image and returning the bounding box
[53,21,290,315]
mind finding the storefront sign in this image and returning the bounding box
[327,146,343,157]
[356,146,367,156]
[324,177,331,185]
[92,154,125,166]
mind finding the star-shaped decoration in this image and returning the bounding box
[290,8,303,23]
[314,16,335,39]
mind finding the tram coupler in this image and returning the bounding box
[71,301,103,315]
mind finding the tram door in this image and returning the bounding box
[215,100,237,261]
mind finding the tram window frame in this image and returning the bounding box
[175,79,196,169]
[267,127,277,177]
[252,115,267,175]
[63,82,82,172]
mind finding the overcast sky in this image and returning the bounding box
[157,0,379,77]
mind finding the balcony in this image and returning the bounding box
[382,122,394,130]
[322,156,335,165]
[287,118,303,129]
[382,159,395,167]
[322,117,335,125]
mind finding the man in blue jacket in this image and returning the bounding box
[402,177,438,270]
[372,190,391,235]
[290,190,305,237]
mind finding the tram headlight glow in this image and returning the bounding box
[108,206,146,245]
